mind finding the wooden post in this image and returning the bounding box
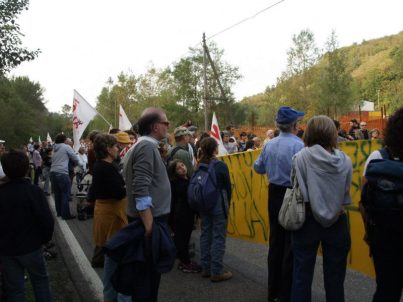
[202,33,208,131]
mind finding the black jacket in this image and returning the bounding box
[103,217,176,299]
[0,178,54,256]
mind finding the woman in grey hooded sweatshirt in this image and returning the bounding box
[290,115,352,302]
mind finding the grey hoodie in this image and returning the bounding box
[50,143,79,175]
[293,145,352,227]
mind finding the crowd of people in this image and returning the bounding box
[0,105,402,302]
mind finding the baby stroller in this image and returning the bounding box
[72,172,94,221]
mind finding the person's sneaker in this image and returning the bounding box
[210,271,233,282]
[179,262,202,273]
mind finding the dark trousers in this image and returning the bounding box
[291,210,351,302]
[49,172,71,218]
[0,248,51,302]
[268,183,293,302]
[172,208,195,264]
[33,167,41,186]
[371,228,403,302]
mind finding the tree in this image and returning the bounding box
[168,41,242,128]
[285,29,320,77]
[315,31,355,117]
[278,29,321,115]
[0,0,40,75]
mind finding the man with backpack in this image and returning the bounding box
[167,127,195,178]
[360,107,403,302]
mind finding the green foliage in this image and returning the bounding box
[314,31,355,117]
[245,30,403,123]
[91,42,242,132]
[0,77,70,148]
[0,0,40,75]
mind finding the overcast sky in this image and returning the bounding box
[11,0,403,113]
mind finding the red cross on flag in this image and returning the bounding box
[210,112,228,156]
[72,90,97,151]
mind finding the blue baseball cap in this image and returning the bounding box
[276,106,304,124]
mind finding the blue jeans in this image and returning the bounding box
[49,172,71,218]
[103,255,132,302]
[200,191,229,275]
[291,210,351,302]
[0,248,51,302]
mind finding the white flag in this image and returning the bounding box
[210,112,228,156]
[46,132,52,143]
[29,137,33,143]
[73,90,98,151]
[119,105,132,131]
[38,136,41,143]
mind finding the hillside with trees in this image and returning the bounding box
[241,30,403,126]
[241,30,403,125]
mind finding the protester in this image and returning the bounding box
[348,119,360,140]
[49,134,78,219]
[123,107,172,301]
[252,136,262,149]
[115,131,132,159]
[196,132,211,156]
[237,132,248,151]
[222,131,238,154]
[198,137,232,282]
[41,147,52,196]
[32,143,42,186]
[0,150,54,302]
[355,121,370,140]
[89,133,130,302]
[168,159,201,273]
[263,129,274,145]
[87,130,101,175]
[290,116,352,302]
[361,107,403,302]
[369,128,381,140]
[254,106,304,302]
[124,129,137,144]
[333,120,348,142]
[167,127,194,177]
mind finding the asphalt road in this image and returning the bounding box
[62,203,383,302]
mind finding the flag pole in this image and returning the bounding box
[73,89,112,129]
[96,111,113,129]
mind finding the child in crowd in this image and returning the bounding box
[168,159,201,273]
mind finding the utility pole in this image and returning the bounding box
[202,33,209,131]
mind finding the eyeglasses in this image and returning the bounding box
[361,124,367,127]
[158,121,170,127]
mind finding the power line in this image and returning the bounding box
[171,0,286,65]
[206,0,286,41]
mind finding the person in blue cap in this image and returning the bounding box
[254,106,304,302]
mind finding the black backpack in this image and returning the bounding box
[361,148,403,232]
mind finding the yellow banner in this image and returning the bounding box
[220,140,382,277]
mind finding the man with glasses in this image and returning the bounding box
[122,107,172,301]
[355,121,370,140]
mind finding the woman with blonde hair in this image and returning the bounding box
[290,116,352,302]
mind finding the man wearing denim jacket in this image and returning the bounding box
[123,107,171,302]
